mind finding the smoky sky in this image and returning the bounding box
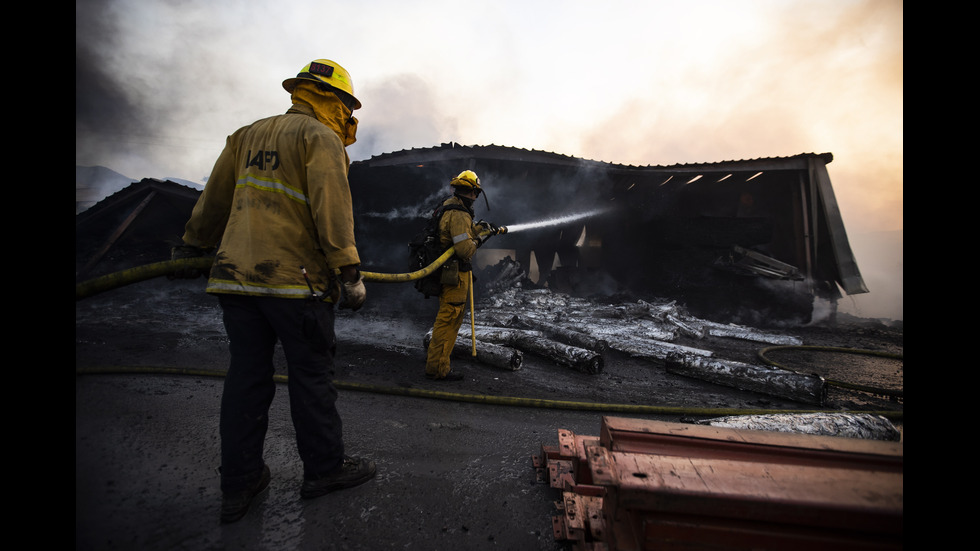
[76,0,174,179]
[76,1,137,136]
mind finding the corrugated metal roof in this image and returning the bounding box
[355,142,833,172]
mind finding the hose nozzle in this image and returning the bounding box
[496,225,508,235]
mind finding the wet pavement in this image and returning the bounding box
[76,370,676,551]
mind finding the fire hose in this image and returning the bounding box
[73,366,903,421]
[74,226,506,364]
[758,345,904,400]
[74,226,507,300]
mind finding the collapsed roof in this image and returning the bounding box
[350,144,866,323]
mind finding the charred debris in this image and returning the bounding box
[457,271,826,406]
[350,144,867,327]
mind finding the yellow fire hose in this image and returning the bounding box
[74,365,903,421]
[75,228,503,301]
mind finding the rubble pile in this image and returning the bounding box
[444,283,827,404]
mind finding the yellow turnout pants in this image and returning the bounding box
[424,272,471,377]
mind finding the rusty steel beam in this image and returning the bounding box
[587,446,902,532]
[619,508,900,551]
[588,446,902,549]
[539,418,903,550]
[534,429,602,489]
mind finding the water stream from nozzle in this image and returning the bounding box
[502,207,611,234]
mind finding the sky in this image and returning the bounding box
[76,0,903,319]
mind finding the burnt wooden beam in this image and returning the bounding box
[664,352,826,405]
[423,332,522,371]
[462,326,604,374]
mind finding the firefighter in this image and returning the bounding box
[173,59,375,523]
[424,170,496,381]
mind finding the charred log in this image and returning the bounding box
[463,326,604,375]
[507,314,609,353]
[604,337,713,361]
[664,353,826,405]
[477,256,528,297]
[558,318,678,344]
[699,320,804,345]
[423,333,523,371]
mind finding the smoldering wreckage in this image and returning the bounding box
[76,144,903,549]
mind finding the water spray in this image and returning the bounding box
[501,207,611,234]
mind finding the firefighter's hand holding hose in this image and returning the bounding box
[338,265,366,311]
[474,220,502,247]
[168,244,211,279]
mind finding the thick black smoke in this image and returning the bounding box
[76,1,142,144]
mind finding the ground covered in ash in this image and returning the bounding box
[75,276,903,438]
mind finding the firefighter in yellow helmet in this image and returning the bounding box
[424,170,497,381]
[174,58,375,523]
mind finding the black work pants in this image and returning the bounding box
[217,294,345,493]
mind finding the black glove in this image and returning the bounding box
[169,244,210,279]
[475,219,500,236]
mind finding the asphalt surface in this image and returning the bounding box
[76,278,902,550]
[75,281,657,551]
[76,372,642,551]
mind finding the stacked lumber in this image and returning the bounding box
[533,417,903,550]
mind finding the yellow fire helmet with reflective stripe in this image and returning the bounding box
[450,170,481,191]
[282,59,361,110]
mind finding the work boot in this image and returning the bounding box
[301,456,377,500]
[220,464,271,524]
[426,370,464,381]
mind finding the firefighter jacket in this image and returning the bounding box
[182,97,360,299]
[438,195,478,269]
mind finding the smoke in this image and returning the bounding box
[361,188,448,221]
[76,0,147,174]
[347,74,459,163]
[835,230,903,321]
[75,0,294,181]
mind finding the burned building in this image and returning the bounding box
[349,143,867,325]
[75,178,203,281]
[76,144,867,325]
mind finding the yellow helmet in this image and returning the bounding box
[450,170,481,191]
[282,59,361,110]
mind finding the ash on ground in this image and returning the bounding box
[76,257,903,441]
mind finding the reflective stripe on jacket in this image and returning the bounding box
[182,103,360,298]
